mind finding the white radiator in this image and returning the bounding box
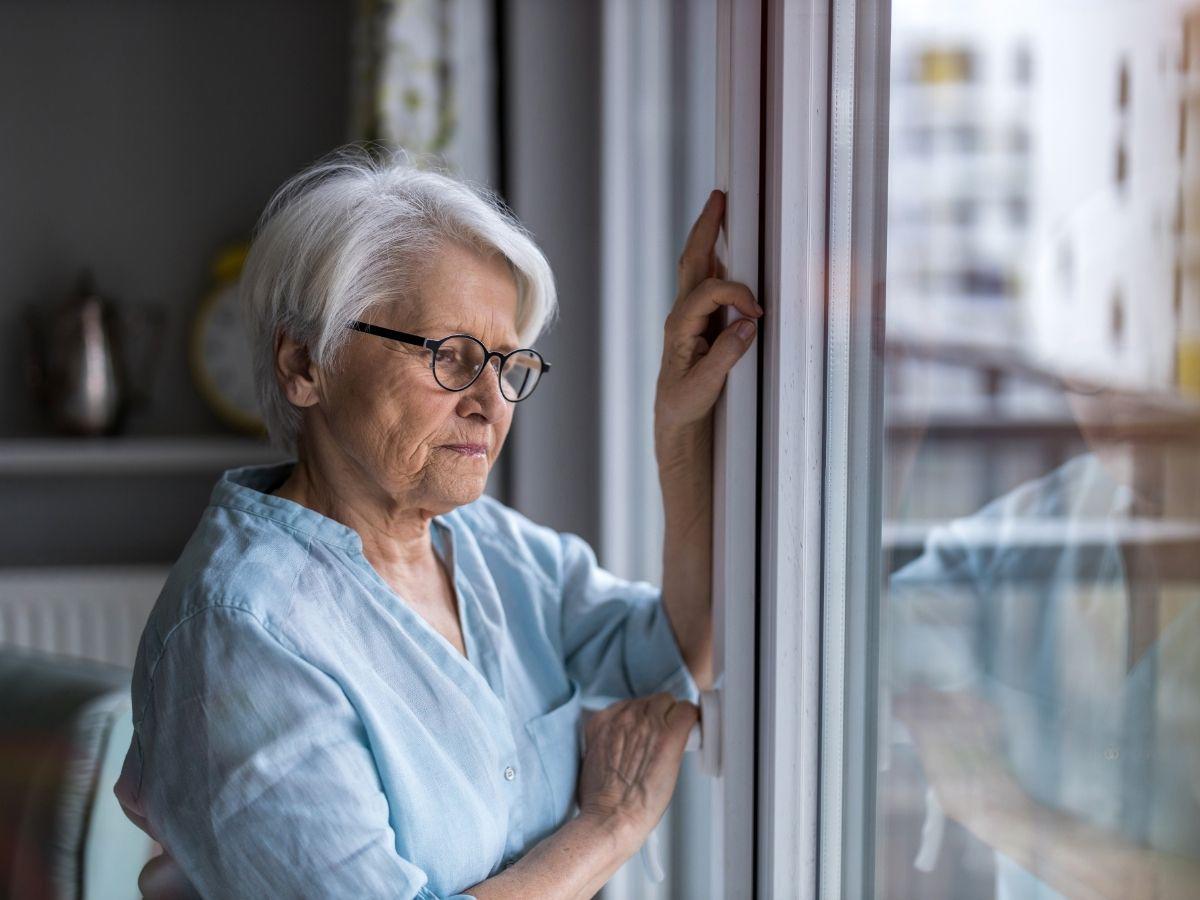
[0,566,169,668]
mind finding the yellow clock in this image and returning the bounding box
[190,244,266,435]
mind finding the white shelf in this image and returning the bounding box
[0,437,287,476]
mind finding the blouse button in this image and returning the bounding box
[504,765,517,781]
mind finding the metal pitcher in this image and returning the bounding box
[27,275,126,435]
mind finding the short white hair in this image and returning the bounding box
[240,145,558,453]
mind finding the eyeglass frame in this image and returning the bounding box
[346,320,552,401]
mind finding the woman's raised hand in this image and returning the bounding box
[654,189,762,442]
[575,694,700,852]
[651,189,756,691]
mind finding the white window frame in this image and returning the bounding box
[599,0,890,892]
[753,0,892,897]
[707,0,763,896]
[815,0,891,891]
[756,0,831,895]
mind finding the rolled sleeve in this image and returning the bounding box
[558,531,700,705]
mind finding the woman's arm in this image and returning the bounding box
[134,606,472,899]
[654,189,762,690]
[469,694,700,900]
[465,814,631,900]
[656,425,715,690]
[133,604,698,900]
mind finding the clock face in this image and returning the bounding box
[192,282,264,432]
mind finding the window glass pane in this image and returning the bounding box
[877,1,1200,897]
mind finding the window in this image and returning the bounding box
[794,0,1200,897]
[607,1,1200,895]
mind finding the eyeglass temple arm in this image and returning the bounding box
[347,321,431,348]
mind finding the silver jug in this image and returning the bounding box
[28,276,125,435]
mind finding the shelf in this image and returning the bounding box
[0,437,287,477]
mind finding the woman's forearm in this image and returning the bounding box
[465,814,635,900]
[656,424,715,690]
[651,188,758,691]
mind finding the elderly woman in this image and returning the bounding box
[114,149,761,898]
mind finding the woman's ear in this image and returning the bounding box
[274,330,322,408]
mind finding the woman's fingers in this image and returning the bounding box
[689,318,757,394]
[676,190,726,301]
[656,314,757,435]
[664,698,699,735]
[643,692,679,731]
[666,277,762,343]
[655,186,762,436]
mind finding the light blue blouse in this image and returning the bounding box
[113,462,699,899]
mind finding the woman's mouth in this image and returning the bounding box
[443,444,487,458]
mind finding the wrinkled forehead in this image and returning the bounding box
[374,293,523,353]
[373,241,524,349]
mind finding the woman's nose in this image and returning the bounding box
[460,358,508,416]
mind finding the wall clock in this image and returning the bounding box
[190,244,265,434]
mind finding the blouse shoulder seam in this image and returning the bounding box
[216,501,352,551]
[280,532,315,624]
[135,601,302,729]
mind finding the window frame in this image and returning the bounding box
[756,0,832,896]
[814,0,892,893]
[752,0,893,896]
[708,0,764,895]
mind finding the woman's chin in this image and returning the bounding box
[431,472,489,509]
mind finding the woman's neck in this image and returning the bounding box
[274,451,465,657]
[272,451,440,577]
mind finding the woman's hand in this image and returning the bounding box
[575,694,700,853]
[654,188,762,445]
[653,189,760,690]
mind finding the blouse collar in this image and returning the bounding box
[211,461,453,553]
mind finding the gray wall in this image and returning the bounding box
[0,0,353,437]
[0,0,352,565]
[502,0,603,549]
[0,0,607,563]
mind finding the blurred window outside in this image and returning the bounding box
[868,0,1200,897]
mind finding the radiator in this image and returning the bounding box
[0,566,169,668]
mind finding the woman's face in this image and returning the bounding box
[314,242,521,514]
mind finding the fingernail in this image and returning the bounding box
[736,319,755,340]
[754,302,764,315]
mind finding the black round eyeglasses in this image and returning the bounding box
[347,320,551,402]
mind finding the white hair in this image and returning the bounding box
[240,145,558,454]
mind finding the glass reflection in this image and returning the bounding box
[878,0,1200,896]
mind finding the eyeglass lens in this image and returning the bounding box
[432,336,543,401]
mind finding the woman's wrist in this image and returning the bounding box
[467,812,640,900]
[654,420,711,472]
[656,425,713,522]
[575,809,643,860]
